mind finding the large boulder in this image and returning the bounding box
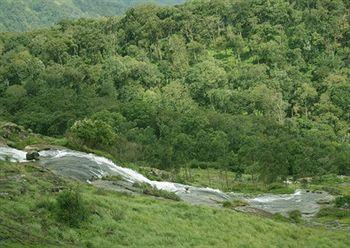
[26,151,40,161]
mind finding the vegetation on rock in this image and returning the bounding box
[133,182,181,201]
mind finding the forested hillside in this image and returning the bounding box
[0,0,349,183]
[0,0,185,32]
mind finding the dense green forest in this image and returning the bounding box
[0,0,350,183]
[0,0,185,32]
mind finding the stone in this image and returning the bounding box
[26,151,40,161]
[316,199,332,205]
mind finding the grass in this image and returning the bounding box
[0,121,68,150]
[1,161,350,247]
[150,167,349,197]
[133,182,181,201]
[101,175,124,182]
[316,208,350,226]
[222,199,248,208]
[335,195,350,208]
[170,167,294,194]
[288,210,302,224]
[54,189,90,227]
[308,174,350,196]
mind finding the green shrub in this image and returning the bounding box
[335,195,350,209]
[138,167,172,181]
[288,210,302,223]
[55,189,89,227]
[300,178,309,189]
[69,119,116,149]
[222,199,248,208]
[267,183,294,194]
[133,183,181,201]
[36,198,55,212]
[317,207,350,218]
[273,213,289,222]
[101,175,124,182]
[321,187,341,195]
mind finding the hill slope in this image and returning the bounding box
[0,160,349,247]
[0,0,185,32]
[0,0,349,183]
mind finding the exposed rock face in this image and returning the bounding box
[1,123,27,138]
[26,151,40,161]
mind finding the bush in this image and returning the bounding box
[300,178,309,189]
[138,167,172,181]
[55,189,89,227]
[317,207,350,218]
[288,210,302,223]
[133,183,181,201]
[335,195,350,209]
[101,175,124,182]
[267,183,294,194]
[36,198,55,212]
[69,119,116,148]
[222,199,248,208]
[273,213,289,222]
[320,187,341,195]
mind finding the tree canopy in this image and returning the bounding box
[0,0,349,182]
[0,0,185,32]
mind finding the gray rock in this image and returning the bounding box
[26,151,40,161]
[316,199,332,204]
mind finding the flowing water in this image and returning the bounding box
[247,189,332,216]
[0,146,333,215]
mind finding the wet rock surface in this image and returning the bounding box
[26,151,40,160]
[246,190,334,217]
[0,146,336,217]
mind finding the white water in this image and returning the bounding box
[37,148,230,204]
[0,147,27,162]
[0,146,332,213]
[251,190,303,203]
[39,149,153,184]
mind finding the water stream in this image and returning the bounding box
[0,147,333,216]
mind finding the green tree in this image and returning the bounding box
[69,119,117,148]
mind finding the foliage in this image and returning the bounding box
[288,210,302,224]
[307,175,350,196]
[222,199,248,208]
[317,207,350,219]
[101,175,124,182]
[0,0,185,32]
[267,183,294,194]
[55,189,90,227]
[1,160,350,247]
[133,182,181,201]
[0,121,66,149]
[335,196,350,209]
[0,0,350,183]
[69,118,117,148]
